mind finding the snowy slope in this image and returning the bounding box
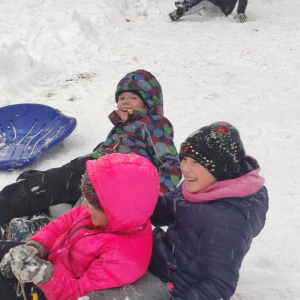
[1,0,300,298]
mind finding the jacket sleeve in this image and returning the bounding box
[151,185,183,226]
[29,207,84,253]
[237,0,248,13]
[175,210,251,300]
[144,116,182,194]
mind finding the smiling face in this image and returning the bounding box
[82,198,108,228]
[117,92,147,121]
[181,157,217,193]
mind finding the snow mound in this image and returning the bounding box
[0,41,55,96]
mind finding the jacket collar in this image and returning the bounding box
[182,162,265,203]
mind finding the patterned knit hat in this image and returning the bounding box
[115,69,164,115]
[81,171,103,212]
[179,122,245,181]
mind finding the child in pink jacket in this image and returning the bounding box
[0,153,160,300]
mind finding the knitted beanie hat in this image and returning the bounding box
[81,171,103,212]
[179,122,245,181]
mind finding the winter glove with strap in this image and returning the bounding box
[10,245,53,285]
[0,245,39,279]
[26,240,47,258]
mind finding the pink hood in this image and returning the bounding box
[86,153,160,232]
[183,167,265,203]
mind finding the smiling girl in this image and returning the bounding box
[149,121,269,300]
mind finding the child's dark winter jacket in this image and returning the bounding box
[82,70,181,194]
[149,156,268,300]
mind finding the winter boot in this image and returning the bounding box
[169,8,185,21]
[8,213,51,243]
[170,1,191,21]
[175,0,190,9]
[0,221,10,241]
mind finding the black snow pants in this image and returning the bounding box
[0,241,47,300]
[0,159,87,225]
[86,271,171,300]
[188,0,246,16]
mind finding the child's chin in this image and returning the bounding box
[186,181,200,193]
[120,114,128,121]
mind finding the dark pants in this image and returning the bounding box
[86,271,171,300]
[0,159,87,225]
[186,0,242,16]
[0,241,46,300]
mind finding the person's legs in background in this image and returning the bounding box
[0,159,87,239]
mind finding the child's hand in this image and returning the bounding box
[116,109,148,121]
[126,108,148,114]
[0,245,38,279]
[10,245,53,285]
[0,252,15,279]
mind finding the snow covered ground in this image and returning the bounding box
[1,0,300,298]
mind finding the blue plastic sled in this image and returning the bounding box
[0,104,76,170]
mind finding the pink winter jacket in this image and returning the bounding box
[29,153,160,300]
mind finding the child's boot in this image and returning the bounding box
[169,8,184,21]
[0,222,10,241]
[175,0,190,9]
[170,0,190,21]
[8,213,50,243]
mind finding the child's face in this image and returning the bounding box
[82,198,108,227]
[181,157,217,193]
[117,92,147,121]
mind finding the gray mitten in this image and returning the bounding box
[0,252,15,279]
[0,245,38,279]
[10,245,53,285]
